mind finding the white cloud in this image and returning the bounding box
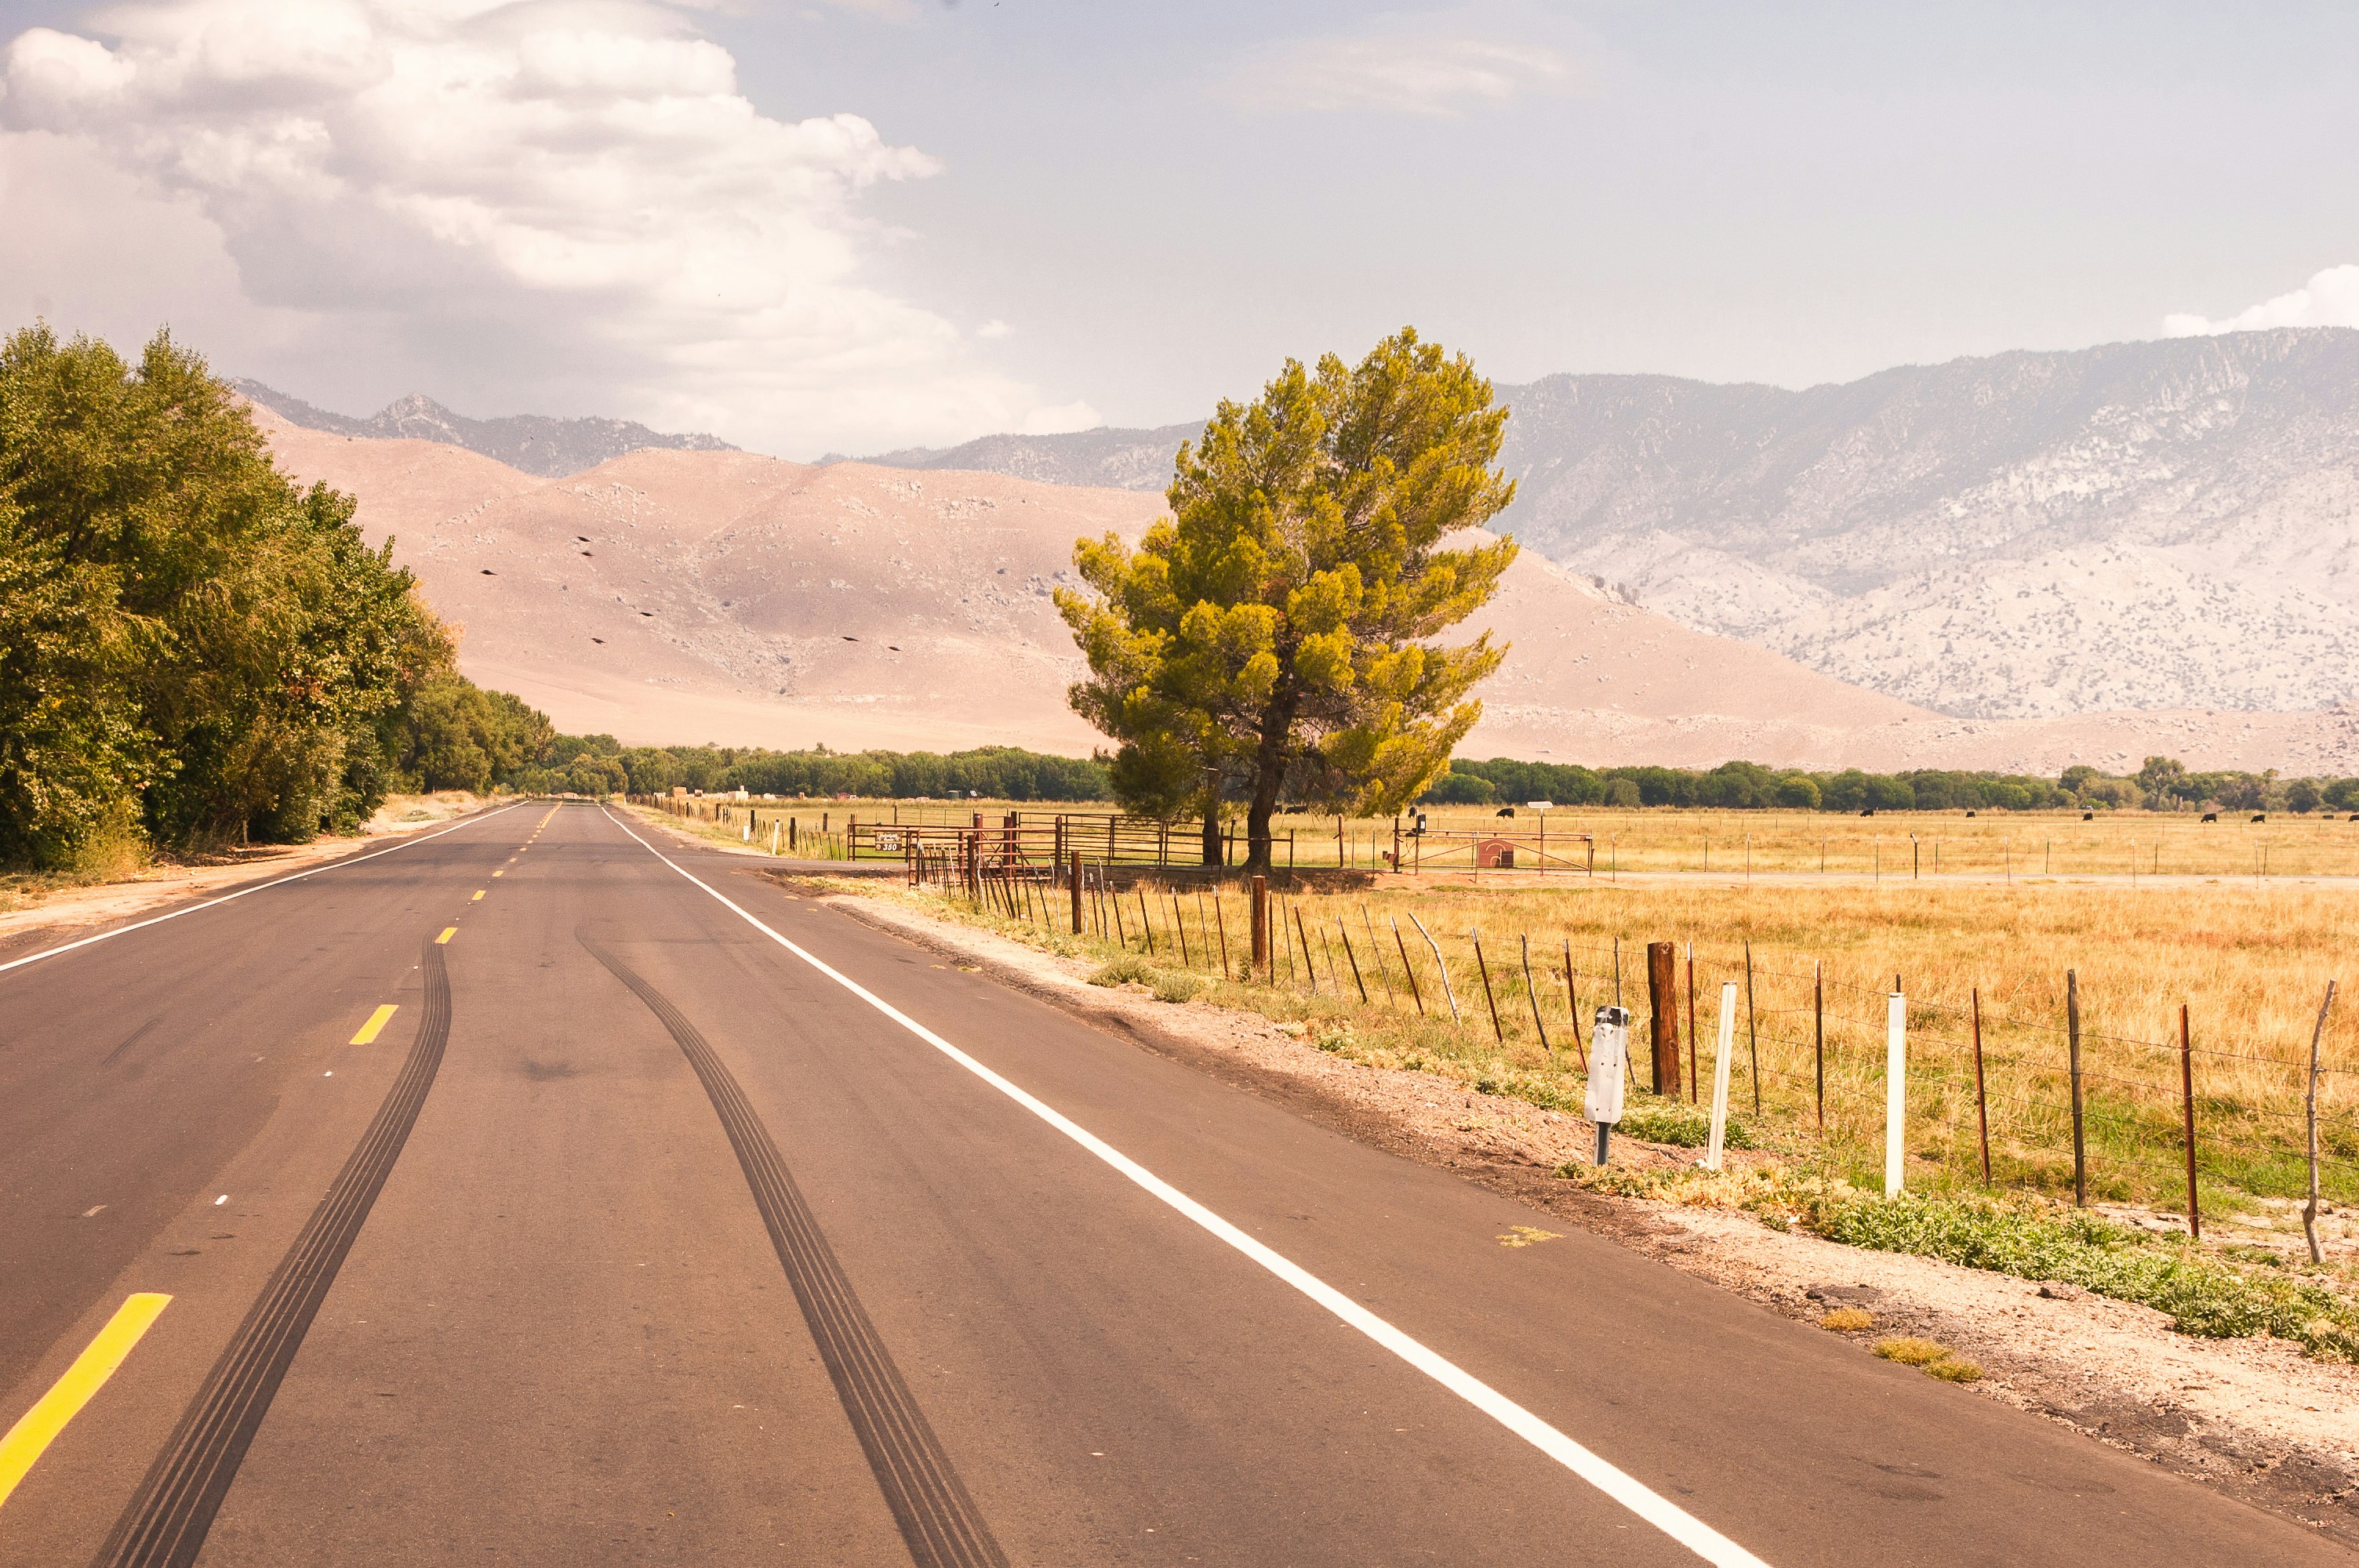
[975,318,1012,339]
[2163,264,2359,337]
[0,0,1073,456]
[1231,32,1571,117]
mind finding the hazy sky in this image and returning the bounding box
[5,1,2359,457]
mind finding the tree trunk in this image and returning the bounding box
[1243,688,1297,871]
[1201,804,1223,866]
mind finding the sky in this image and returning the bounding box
[4,0,2359,459]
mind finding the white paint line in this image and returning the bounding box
[0,802,530,979]
[213,1196,227,1206]
[81,1206,105,1218]
[601,808,1768,1567]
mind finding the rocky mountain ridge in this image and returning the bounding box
[839,328,2359,720]
[232,380,734,479]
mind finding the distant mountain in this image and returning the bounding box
[833,423,1201,492]
[849,329,2359,720]
[233,381,733,479]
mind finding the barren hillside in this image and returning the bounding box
[259,413,2359,773]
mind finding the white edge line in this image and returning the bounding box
[0,801,532,978]
[600,806,1769,1568]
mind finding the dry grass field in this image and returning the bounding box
[646,797,2358,1221]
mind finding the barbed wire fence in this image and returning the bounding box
[921,854,2356,1225]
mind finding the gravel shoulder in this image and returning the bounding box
[780,870,2359,1545]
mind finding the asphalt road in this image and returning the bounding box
[0,802,2346,1566]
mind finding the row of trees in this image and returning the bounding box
[1429,757,2359,814]
[0,326,463,867]
[566,738,1110,801]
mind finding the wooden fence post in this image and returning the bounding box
[1394,920,1425,1017]
[1070,851,1084,934]
[1362,907,1395,1007]
[1250,875,1270,979]
[2067,969,2086,1207]
[1646,941,1681,1095]
[1562,938,1586,1069]
[1292,906,1318,993]
[1471,929,1503,1042]
[1521,935,1549,1054]
[2180,1003,2199,1240]
[1340,921,1369,1004]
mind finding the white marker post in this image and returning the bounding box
[1885,991,1908,1196]
[1705,982,1737,1171]
[1587,1006,1630,1164]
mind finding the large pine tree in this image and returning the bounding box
[1058,329,1518,868]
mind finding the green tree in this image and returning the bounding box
[0,502,156,864]
[1059,330,1518,867]
[0,323,454,858]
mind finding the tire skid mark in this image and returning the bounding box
[95,938,455,1568]
[580,932,1007,1568]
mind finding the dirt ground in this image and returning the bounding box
[780,869,2358,1545]
[0,793,496,959]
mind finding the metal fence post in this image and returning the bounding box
[2179,1003,2199,1240]
[2067,969,2086,1207]
[1250,875,1270,979]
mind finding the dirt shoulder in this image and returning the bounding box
[795,879,2358,1546]
[0,793,502,960]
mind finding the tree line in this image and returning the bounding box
[1428,757,2359,814]
[563,738,1110,801]
[0,325,463,868]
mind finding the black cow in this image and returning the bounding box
[1496,807,1517,818]
[2201,811,2218,822]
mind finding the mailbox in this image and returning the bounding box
[1587,1005,1631,1163]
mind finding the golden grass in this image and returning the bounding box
[901,850,2356,1214]
[1873,1336,1950,1367]
[1335,806,2359,881]
[1819,1307,1875,1331]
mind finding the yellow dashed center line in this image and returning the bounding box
[349,1004,399,1045]
[436,927,457,945]
[0,1294,172,1510]
[471,891,485,902]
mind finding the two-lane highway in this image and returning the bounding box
[2,803,2346,1564]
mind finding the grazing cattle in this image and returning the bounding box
[1859,808,1875,817]
[2350,813,2359,822]
[2252,813,2267,823]
[1965,809,1977,818]
[1496,806,1516,818]
[2201,811,2218,822]
[2081,811,2095,821]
